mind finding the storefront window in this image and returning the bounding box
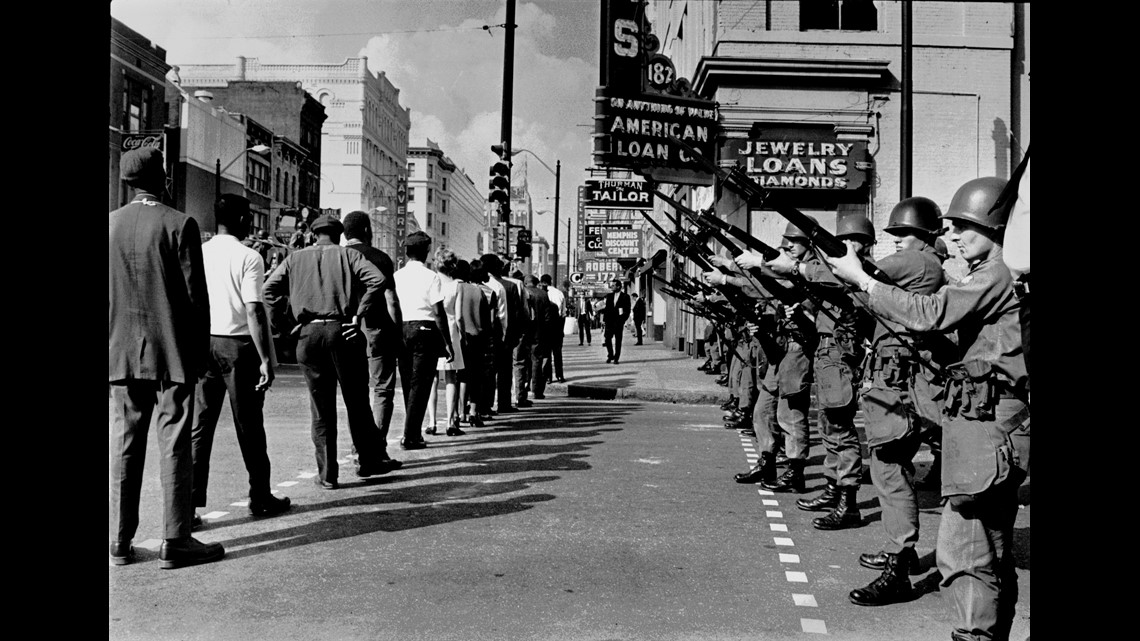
[800,0,877,31]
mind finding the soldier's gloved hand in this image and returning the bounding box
[824,245,873,288]
[765,251,797,275]
[733,250,766,270]
[707,254,735,269]
[703,270,727,286]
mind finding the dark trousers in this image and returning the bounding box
[461,333,489,413]
[297,322,384,483]
[191,335,271,508]
[604,322,623,361]
[531,340,551,397]
[578,314,592,344]
[364,326,398,451]
[634,316,645,342]
[514,337,533,402]
[543,333,564,381]
[399,321,443,442]
[110,380,194,542]
[495,340,517,410]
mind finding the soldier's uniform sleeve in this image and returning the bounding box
[868,266,1005,333]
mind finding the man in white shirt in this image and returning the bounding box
[394,232,453,448]
[191,195,290,524]
[478,258,509,415]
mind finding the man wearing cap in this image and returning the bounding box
[844,198,953,606]
[394,231,454,448]
[341,211,404,461]
[826,177,1028,641]
[263,214,395,488]
[190,194,291,527]
[109,147,224,568]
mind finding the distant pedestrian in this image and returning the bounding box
[263,214,397,488]
[602,279,631,364]
[393,232,454,448]
[109,146,224,569]
[576,294,593,346]
[190,194,291,529]
[632,293,646,345]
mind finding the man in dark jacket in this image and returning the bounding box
[109,147,224,569]
[602,279,631,364]
[524,275,557,400]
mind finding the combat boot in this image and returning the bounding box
[761,459,806,493]
[716,374,729,386]
[859,546,919,573]
[796,480,840,512]
[698,360,714,372]
[849,549,915,606]
[734,452,777,484]
[720,395,739,411]
[812,485,862,530]
[724,412,752,430]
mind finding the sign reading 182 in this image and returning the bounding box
[646,54,675,90]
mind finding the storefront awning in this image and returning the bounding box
[638,249,668,276]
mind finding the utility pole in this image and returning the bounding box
[500,0,516,262]
[901,0,913,199]
[553,160,561,283]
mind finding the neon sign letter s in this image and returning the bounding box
[614,19,638,57]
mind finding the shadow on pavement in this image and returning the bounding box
[194,399,640,561]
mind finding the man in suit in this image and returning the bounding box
[576,294,593,346]
[109,147,224,569]
[602,279,631,364]
[480,254,524,413]
[632,293,647,345]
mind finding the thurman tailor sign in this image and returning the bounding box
[602,228,642,258]
[722,127,872,191]
[594,88,718,171]
[585,179,652,209]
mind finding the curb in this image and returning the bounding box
[546,382,728,406]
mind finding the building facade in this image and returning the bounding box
[638,0,1030,353]
[407,141,488,261]
[175,57,411,253]
[109,18,171,211]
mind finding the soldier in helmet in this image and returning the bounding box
[825,178,1028,641]
[847,197,953,606]
[760,214,875,530]
[733,221,819,493]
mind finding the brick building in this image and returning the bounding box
[634,0,1030,352]
[109,18,171,211]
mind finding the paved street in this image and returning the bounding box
[109,340,1030,641]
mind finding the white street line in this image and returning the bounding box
[297,472,317,479]
[779,553,800,563]
[202,511,228,519]
[770,523,788,532]
[774,537,794,546]
[793,594,818,607]
[785,571,808,583]
[766,510,783,518]
[757,488,774,496]
[762,499,779,506]
[276,481,299,487]
[801,618,828,634]
[229,501,249,507]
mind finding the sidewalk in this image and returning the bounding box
[546,335,728,405]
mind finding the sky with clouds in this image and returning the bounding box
[111,0,619,246]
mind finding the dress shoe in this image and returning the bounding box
[110,541,135,566]
[635,341,643,345]
[159,537,225,570]
[380,458,403,470]
[469,415,485,427]
[356,461,396,477]
[315,478,339,490]
[859,546,919,573]
[761,459,806,493]
[556,377,566,383]
[517,399,534,408]
[400,440,428,450]
[735,452,777,484]
[739,428,756,437]
[797,481,840,512]
[425,424,438,435]
[191,512,203,530]
[446,425,466,436]
[812,486,862,530]
[606,356,613,363]
[249,494,292,516]
[849,550,915,606]
[719,396,738,411]
[612,359,619,364]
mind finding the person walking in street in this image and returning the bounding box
[393,232,455,448]
[825,177,1028,641]
[602,279,631,364]
[341,211,403,466]
[109,146,224,569]
[424,249,466,437]
[263,214,396,488]
[541,275,567,383]
[190,194,291,529]
[576,293,593,346]
[632,293,647,345]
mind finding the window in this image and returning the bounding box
[428,188,433,203]
[122,77,151,132]
[441,222,447,236]
[442,177,448,191]
[428,211,433,226]
[428,165,434,180]
[408,188,415,202]
[275,169,281,201]
[407,162,415,176]
[246,159,269,195]
[441,199,447,214]
[800,0,877,31]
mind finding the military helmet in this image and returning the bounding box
[941,177,1010,231]
[885,197,942,235]
[835,214,875,243]
[782,216,817,241]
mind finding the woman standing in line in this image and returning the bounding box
[425,249,466,436]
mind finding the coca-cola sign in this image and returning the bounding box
[121,133,164,153]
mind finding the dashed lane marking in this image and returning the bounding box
[757,488,774,496]
[202,511,228,520]
[801,618,828,634]
[766,510,783,518]
[770,523,789,532]
[276,481,299,487]
[793,594,819,607]
[763,499,779,506]
[785,571,808,583]
[137,539,162,551]
[774,537,795,546]
[779,554,800,563]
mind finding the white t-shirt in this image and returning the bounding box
[394,259,444,321]
[202,234,264,336]
[545,286,565,317]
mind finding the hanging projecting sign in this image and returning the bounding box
[721,127,873,191]
[602,228,642,258]
[585,179,652,209]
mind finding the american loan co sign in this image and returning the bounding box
[722,128,873,191]
[594,88,718,172]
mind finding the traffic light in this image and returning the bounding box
[515,228,532,258]
[489,142,511,223]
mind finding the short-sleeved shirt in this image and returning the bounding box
[546,286,565,317]
[202,234,264,336]
[394,259,443,322]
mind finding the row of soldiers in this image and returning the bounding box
[661,168,1029,641]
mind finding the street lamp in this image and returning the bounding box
[509,148,560,281]
[216,144,271,201]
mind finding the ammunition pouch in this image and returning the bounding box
[943,361,999,422]
[941,402,1029,498]
[814,336,862,409]
[861,386,913,448]
[777,342,812,397]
